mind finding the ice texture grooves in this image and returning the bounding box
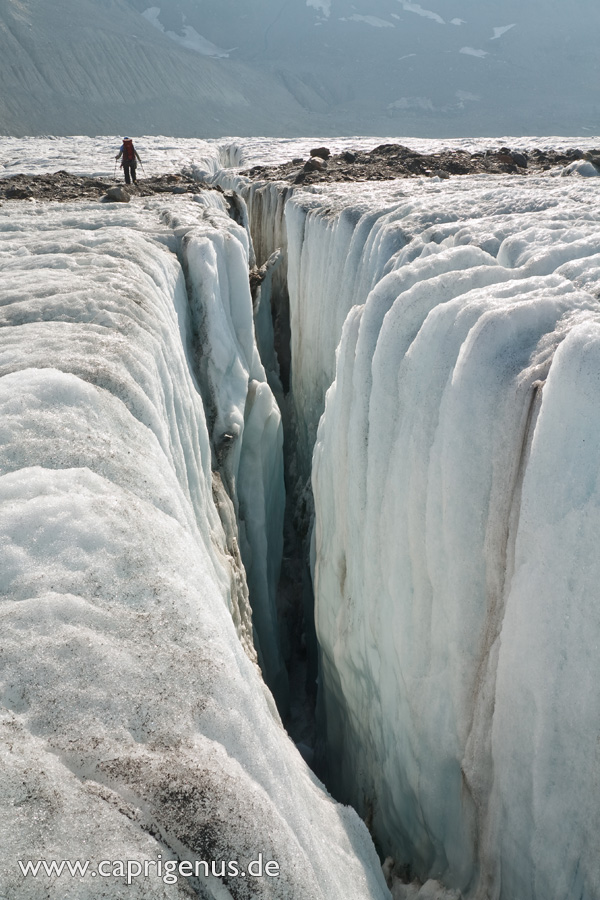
[304,176,600,899]
[0,197,389,900]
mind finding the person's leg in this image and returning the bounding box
[131,164,137,184]
[123,163,131,184]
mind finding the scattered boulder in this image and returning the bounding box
[511,151,528,168]
[103,185,130,203]
[310,146,331,160]
[243,144,593,184]
[5,186,33,199]
[304,157,326,172]
[292,157,304,164]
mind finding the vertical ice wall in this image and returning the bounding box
[285,184,413,478]
[160,200,288,708]
[0,195,390,900]
[209,174,293,392]
[307,177,600,899]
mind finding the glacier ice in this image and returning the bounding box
[306,175,600,898]
[0,193,389,899]
[4,135,600,900]
[209,145,600,899]
[190,143,600,899]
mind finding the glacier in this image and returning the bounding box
[209,148,600,899]
[0,184,388,898]
[2,135,600,900]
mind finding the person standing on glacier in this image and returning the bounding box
[115,137,142,184]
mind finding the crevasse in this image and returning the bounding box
[220,164,600,900]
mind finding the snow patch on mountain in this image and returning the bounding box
[307,0,331,17]
[491,24,516,40]
[389,97,435,111]
[456,90,480,103]
[460,46,489,58]
[141,7,232,56]
[399,3,445,25]
[342,15,395,28]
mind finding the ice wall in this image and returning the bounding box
[0,196,389,900]
[208,173,292,344]
[213,172,419,481]
[299,176,600,899]
[158,199,288,708]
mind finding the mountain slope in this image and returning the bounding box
[0,0,317,137]
[1,0,599,142]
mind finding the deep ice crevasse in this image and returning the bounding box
[215,165,600,900]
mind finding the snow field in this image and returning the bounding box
[0,196,389,900]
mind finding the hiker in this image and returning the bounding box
[115,137,141,185]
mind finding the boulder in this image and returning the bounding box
[103,186,130,203]
[310,146,331,160]
[6,186,33,199]
[511,151,528,168]
[304,157,326,172]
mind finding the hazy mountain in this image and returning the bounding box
[1,0,599,138]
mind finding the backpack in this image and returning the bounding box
[123,139,135,162]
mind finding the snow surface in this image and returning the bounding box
[307,0,331,16]
[0,187,389,899]
[459,47,488,58]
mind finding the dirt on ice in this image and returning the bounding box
[0,171,218,202]
[241,143,592,185]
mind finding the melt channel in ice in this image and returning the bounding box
[0,191,389,900]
